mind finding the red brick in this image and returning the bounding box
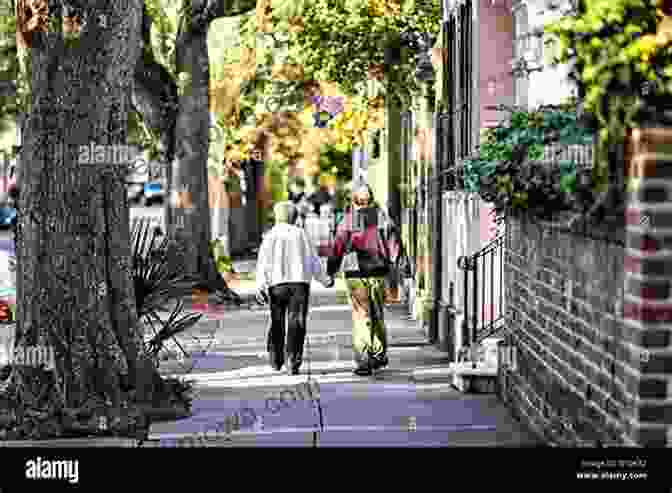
[627,148,672,179]
[642,236,661,253]
[634,426,669,446]
[623,302,672,323]
[624,255,640,273]
[638,378,669,399]
[627,278,671,301]
[626,208,646,226]
[625,256,672,276]
[629,127,672,154]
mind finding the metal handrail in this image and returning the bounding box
[457,234,506,349]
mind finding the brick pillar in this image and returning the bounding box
[625,127,672,447]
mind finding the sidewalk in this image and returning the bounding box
[145,303,540,447]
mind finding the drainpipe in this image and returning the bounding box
[414,32,437,343]
[438,0,457,357]
[430,111,443,346]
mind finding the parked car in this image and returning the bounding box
[0,248,16,325]
[0,174,17,229]
[127,183,144,203]
[142,179,165,206]
[0,206,16,229]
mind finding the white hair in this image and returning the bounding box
[273,201,298,224]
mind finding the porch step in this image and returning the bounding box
[448,362,498,394]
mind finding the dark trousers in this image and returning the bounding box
[267,282,310,371]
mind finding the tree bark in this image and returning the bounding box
[8,0,158,439]
[131,0,256,300]
[169,7,214,288]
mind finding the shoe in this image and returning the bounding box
[370,355,388,370]
[353,366,372,376]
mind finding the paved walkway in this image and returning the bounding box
[144,302,540,447]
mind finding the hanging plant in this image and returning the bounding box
[546,0,672,196]
[467,105,596,223]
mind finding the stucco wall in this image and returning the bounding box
[479,0,514,127]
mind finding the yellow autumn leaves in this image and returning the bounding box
[330,95,385,148]
[210,46,256,126]
[255,0,306,33]
[271,63,305,81]
[368,0,401,17]
[634,13,672,61]
[210,41,386,168]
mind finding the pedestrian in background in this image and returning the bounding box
[327,184,401,376]
[256,201,334,375]
[307,184,333,216]
[288,177,312,228]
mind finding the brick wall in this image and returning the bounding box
[499,127,672,447]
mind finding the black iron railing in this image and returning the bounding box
[457,234,505,347]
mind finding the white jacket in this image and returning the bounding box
[256,223,331,291]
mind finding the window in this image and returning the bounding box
[512,2,529,108]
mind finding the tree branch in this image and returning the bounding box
[131,4,178,164]
[204,0,257,25]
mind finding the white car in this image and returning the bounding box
[127,183,144,203]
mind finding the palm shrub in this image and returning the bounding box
[130,218,203,411]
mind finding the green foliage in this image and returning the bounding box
[545,0,669,192]
[335,186,350,211]
[208,239,234,273]
[467,106,597,221]
[0,0,22,125]
[318,142,353,182]
[464,107,593,193]
[264,159,289,224]
[276,0,441,103]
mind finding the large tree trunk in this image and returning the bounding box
[5,0,159,439]
[131,0,256,301]
[170,9,218,290]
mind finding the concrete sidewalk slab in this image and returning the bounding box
[147,424,534,447]
[147,299,540,447]
[149,389,525,437]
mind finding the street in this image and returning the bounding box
[145,302,540,447]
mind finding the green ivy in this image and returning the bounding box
[464,107,593,193]
[467,106,597,221]
[545,0,670,194]
[275,0,441,104]
[318,142,353,182]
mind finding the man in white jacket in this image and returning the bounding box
[256,201,334,375]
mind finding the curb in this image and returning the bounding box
[0,437,139,447]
